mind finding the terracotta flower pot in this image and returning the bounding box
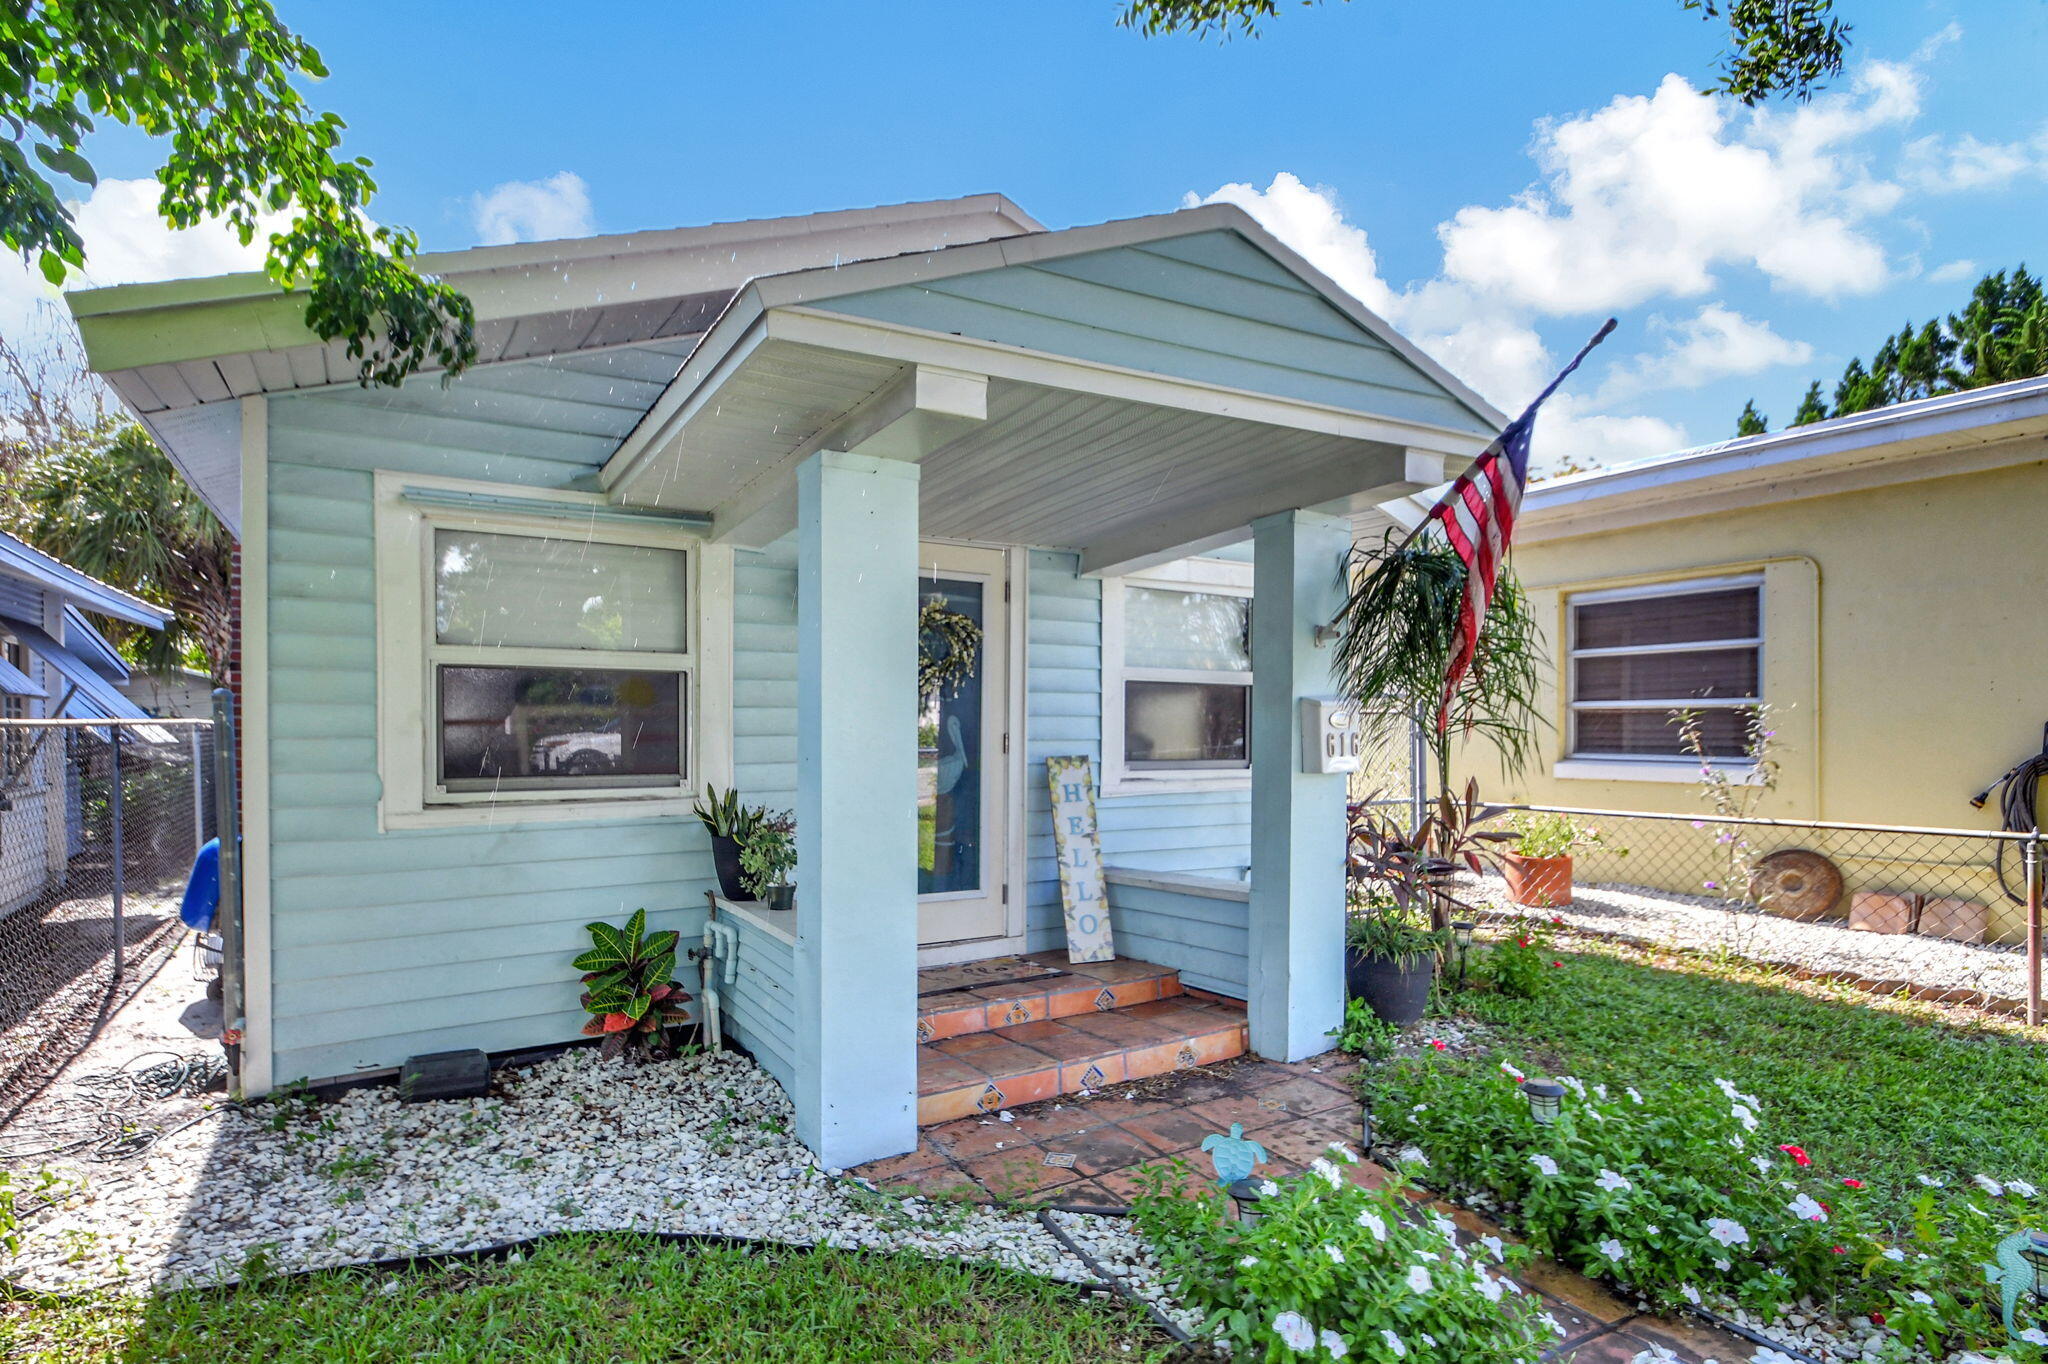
[1504,852,1573,908]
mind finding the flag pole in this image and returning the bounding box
[1313,317,1618,645]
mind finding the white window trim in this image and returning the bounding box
[1101,556,1253,798]
[373,471,732,831]
[1561,571,1763,776]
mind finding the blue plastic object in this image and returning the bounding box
[180,838,220,931]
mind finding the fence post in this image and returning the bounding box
[190,727,205,861]
[2028,829,2042,1029]
[210,689,243,1092]
[108,724,125,979]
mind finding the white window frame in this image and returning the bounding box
[1101,556,1254,797]
[1560,571,1763,777]
[374,472,732,830]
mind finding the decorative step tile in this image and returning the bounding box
[914,953,1183,1044]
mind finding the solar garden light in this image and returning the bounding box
[1226,1177,1266,1228]
[1450,920,1475,987]
[1523,1079,1566,1126]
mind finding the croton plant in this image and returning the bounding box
[574,908,692,1060]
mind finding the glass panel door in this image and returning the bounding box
[919,576,984,896]
[915,545,1010,951]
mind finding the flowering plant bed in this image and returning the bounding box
[1130,1149,1559,1362]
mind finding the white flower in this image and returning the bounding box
[1397,1145,1429,1168]
[1324,1244,1345,1265]
[2019,1327,2048,1346]
[1713,1257,1731,1271]
[1597,1237,1626,1262]
[1559,1075,1587,1098]
[1499,1276,1521,1294]
[1475,1271,1505,1303]
[1752,1155,1774,1175]
[1881,1247,1905,1262]
[1480,1234,1505,1262]
[1645,1225,1661,1236]
[1380,1328,1407,1358]
[1258,1180,1281,1198]
[1909,1291,1934,1306]
[1419,1334,1438,1351]
[1356,1210,1388,1242]
[1626,1086,1644,1105]
[1500,1061,1526,1082]
[1311,1157,1345,1191]
[1975,1174,2006,1197]
[1730,1104,1759,1132]
[1631,1347,1679,1364]
[1681,1284,1702,1305]
[1406,1264,1433,1293]
[1428,1212,1457,1240]
[1326,1141,1359,1164]
[1787,1193,1828,1223]
[1596,1169,1632,1193]
[1239,1256,1259,1269]
[2011,1179,2039,1198]
[1321,1329,1350,1359]
[1274,1311,1315,1352]
[1916,1174,1944,1188]
[1529,1154,1560,1177]
[1707,1218,1751,1248]
[1540,1312,1564,1337]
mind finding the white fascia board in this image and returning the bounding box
[1520,377,2048,541]
[67,193,1044,376]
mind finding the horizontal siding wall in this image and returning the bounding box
[818,232,1494,438]
[715,912,797,1094]
[1022,550,1251,990]
[262,384,800,1087]
[1104,881,1248,998]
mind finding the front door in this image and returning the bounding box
[916,544,1009,948]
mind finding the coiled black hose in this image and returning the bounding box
[1972,728,2048,904]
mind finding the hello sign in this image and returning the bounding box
[1045,755,1115,964]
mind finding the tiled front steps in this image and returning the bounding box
[915,953,1247,1125]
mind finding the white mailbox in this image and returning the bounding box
[1300,697,1364,774]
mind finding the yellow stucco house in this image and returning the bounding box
[1379,375,2048,939]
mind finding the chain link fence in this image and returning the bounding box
[1468,802,2044,1021]
[0,717,214,1124]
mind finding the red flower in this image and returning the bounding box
[1429,1039,1448,1051]
[1870,1312,1886,1327]
[1831,1245,1847,1254]
[1842,1178,1864,1189]
[1550,915,1564,926]
[1551,961,1563,968]
[1517,937,1531,947]
[1777,1144,1812,1167]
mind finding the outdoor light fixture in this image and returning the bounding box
[1226,1177,1266,1228]
[1451,920,1475,987]
[2024,1230,2048,1301]
[1524,1079,1566,1126]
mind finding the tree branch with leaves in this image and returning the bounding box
[0,0,474,387]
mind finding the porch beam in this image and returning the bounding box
[709,364,987,550]
[793,449,922,1168]
[1246,509,1351,1062]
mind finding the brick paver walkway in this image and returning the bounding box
[853,1050,1768,1363]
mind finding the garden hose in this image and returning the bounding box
[1970,723,2048,904]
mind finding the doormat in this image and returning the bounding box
[917,955,1070,997]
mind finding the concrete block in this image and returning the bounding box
[1849,891,1915,935]
[1916,896,1989,944]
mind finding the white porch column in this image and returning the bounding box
[793,450,921,1168]
[1247,509,1351,1061]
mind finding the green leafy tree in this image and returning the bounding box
[0,0,474,387]
[1735,398,1768,436]
[1762,266,2048,427]
[1120,0,1850,102]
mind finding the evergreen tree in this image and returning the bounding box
[1791,381,1829,426]
[1735,400,1768,436]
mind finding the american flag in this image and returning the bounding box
[1422,410,1535,732]
[1420,319,1614,731]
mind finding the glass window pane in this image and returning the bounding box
[438,665,683,789]
[1573,647,1759,702]
[919,578,984,895]
[1125,680,1248,767]
[1125,586,1250,672]
[1573,706,1753,758]
[1573,587,1758,650]
[435,530,687,652]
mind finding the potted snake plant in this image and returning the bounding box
[692,784,755,901]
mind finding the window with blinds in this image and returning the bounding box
[1567,576,1763,760]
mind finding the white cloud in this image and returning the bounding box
[470,171,594,246]
[1900,131,2043,193]
[1183,172,1398,317]
[1436,66,1918,314]
[1926,258,1979,285]
[1596,305,1812,403]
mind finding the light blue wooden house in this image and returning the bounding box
[71,195,1501,1167]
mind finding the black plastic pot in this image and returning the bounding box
[711,835,748,901]
[1345,948,1435,1026]
[764,883,795,912]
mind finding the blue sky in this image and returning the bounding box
[24,0,2048,471]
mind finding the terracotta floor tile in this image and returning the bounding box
[925,1115,1032,1161]
[945,1038,1060,1078]
[1034,1176,1118,1207]
[994,1019,1113,1064]
[1252,1075,1357,1119]
[1095,1157,1212,1202]
[986,1066,1062,1108]
[917,1084,997,1126]
[1055,1123,1163,1178]
[1188,1095,1281,1134]
[917,1051,987,1094]
[877,1162,987,1201]
[851,1136,949,1182]
[1249,1117,1356,1168]
[1514,1257,1634,1323]
[1123,1037,1200,1080]
[1132,1069,1247,1105]
[1060,1053,1127,1094]
[963,1145,1082,1200]
[1002,1099,1114,1143]
[968,978,1057,1002]
[1052,1092,1178,1124]
[1544,1329,1642,1363]
[917,1002,989,1042]
[1120,998,1222,1024]
[1058,1011,1176,1046]
[932,1031,1015,1057]
[1119,1105,1240,1156]
[1532,1292,1603,1348]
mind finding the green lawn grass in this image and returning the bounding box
[1,1235,1174,1364]
[1447,941,2048,1224]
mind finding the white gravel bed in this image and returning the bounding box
[1465,874,2031,1003]
[0,1048,1123,1297]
